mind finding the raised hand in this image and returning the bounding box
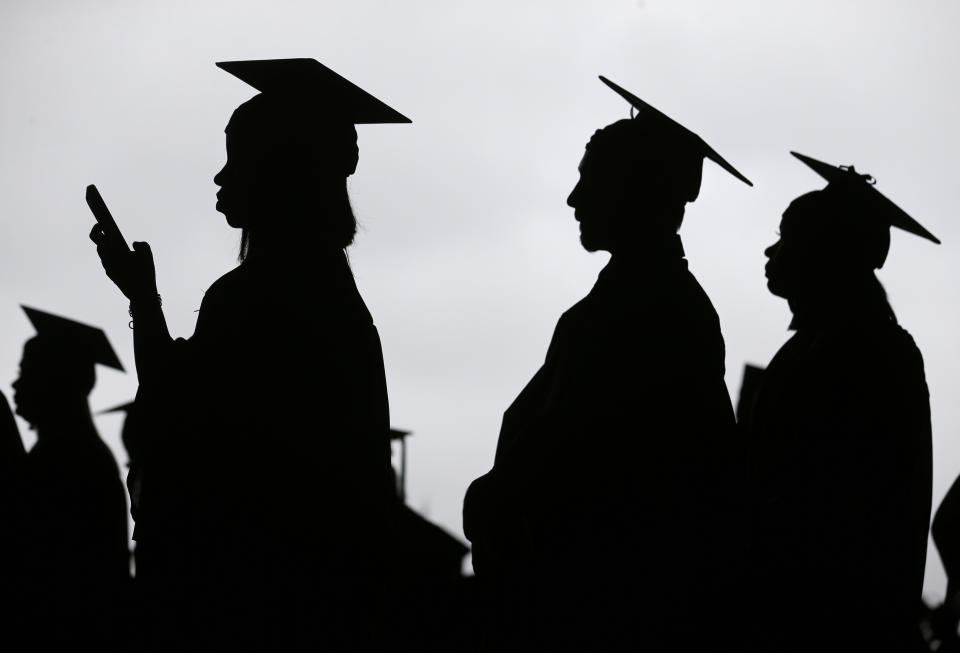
[89,228,158,302]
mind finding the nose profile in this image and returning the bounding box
[765,241,780,258]
[567,181,580,209]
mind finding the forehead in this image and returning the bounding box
[577,150,589,172]
[19,338,38,364]
[19,336,90,374]
[780,191,827,228]
[18,337,50,372]
[577,144,623,176]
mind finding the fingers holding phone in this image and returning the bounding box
[86,187,158,301]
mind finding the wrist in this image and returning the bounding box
[129,290,161,307]
[128,293,162,328]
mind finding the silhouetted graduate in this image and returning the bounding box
[747,153,936,653]
[464,76,750,652]
[8,307,130,652]
[90,59,407,651]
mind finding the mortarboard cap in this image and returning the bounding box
[791,151,940,245]
[217,58,411,124]
[22,306,124,372]
[599,76,753,188]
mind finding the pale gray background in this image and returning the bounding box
[2,0,957,601]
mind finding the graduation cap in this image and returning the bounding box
[217,58,410,124]
[22,306,124,372]
[598,76,753,189]
[217,58,410,176]
[791,151,940,245]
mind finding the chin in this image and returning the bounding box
[579,235,602,252]
[579,228,609,253]
[223,213,246,229]
[766,279,788,299]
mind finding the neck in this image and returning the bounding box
[35,396,97,444]
[609,233,684,264]
[242,228,347,266]
[787,273,894,330]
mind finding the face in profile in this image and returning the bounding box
[12,340,47,427]
[764,196,839,300]
[214,129,348,233]
[567,150,632,253]
[214,132,274,229]
[764,217,794,299]
[11,340,93,428]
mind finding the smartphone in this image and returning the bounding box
[85,184,130,252]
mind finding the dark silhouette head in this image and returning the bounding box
[212,59,410,260]
[765,152,940,309]
[13,338,94,427]
[11,307,123,429]
[567,76,751,254]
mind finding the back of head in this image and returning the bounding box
[580,77,752,238]
[576,119,702,239]
[776,190,896,325]
[216,59,412,259]
[13,308,122,428]
[225,94,360,257]
[227,92,360,177]
[785,187,892,272]
[13,338,96,428]
[786,151,940,268]
[588,118,705,206]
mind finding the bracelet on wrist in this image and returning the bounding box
[128,294,162,329]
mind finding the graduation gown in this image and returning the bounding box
[15,425,130,651]
[746,304,932,652]
[464,236,740,651]
[134,252,395,650]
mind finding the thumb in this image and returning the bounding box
[132,241,155,264]
[132,240,152,255]
[131,241,158,291]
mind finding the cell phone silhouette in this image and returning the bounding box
[85,184,130,252]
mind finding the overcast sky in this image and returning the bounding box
[2,0,958,599]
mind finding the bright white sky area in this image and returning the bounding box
[1,0,958,601]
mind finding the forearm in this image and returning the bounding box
[129,294,173,384]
